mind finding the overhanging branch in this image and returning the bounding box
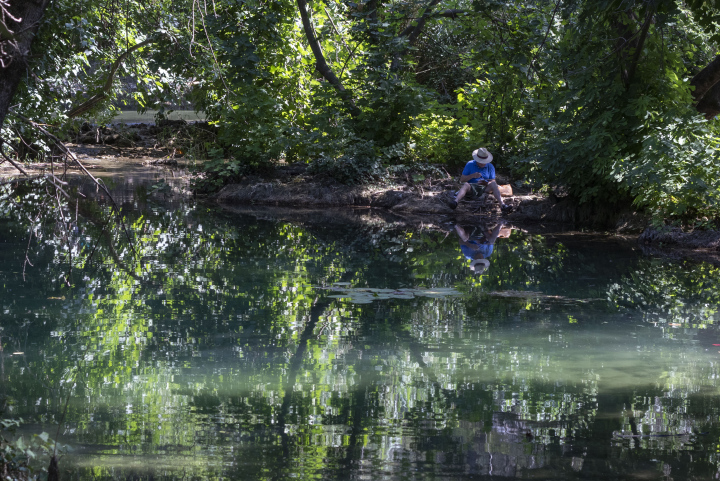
[9,109,141,258]
[66,38,155,118]
[396,0,443,41]
[397,8,467,38]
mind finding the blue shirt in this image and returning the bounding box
[460,240,494,260]
[462,161,495,184]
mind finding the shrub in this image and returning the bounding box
[307,137,382,185]
[408,102,475,169]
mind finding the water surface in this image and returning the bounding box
[2,182,720,480]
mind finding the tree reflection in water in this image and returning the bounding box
[1,194,720,479]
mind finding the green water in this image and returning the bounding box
[2,188,720,479]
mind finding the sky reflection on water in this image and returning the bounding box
[2,195,720,480]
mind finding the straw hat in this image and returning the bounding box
[472,148,493,164]
[470,258,490,274]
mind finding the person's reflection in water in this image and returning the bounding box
[454,221,509,274]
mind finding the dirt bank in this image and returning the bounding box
[52,120,649,232]
[30,123,720,254]
[213,164,654,234]
[636,226,720,263]
[639,226,720,249]
[214,163,533,221]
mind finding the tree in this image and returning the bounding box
[5,0,720,224]
[0,0,51,128]
[445,0,720,222]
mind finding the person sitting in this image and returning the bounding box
[449,147,511,211]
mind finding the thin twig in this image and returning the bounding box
[0,145,28,175]
[22,213,40,281]
[339,40,363,80]
[0,174,71,187]
[323,7,352,56]
[50,159,74,283]
[195,0,232,104]
[528,0,561,80]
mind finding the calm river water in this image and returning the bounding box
[2,171,720,480]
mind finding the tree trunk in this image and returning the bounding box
[625,5,654,86]
[612,7,654,90]
[691,54,720,119]
[691,55,720,101]
[0,0,52,128]
[695,79,720,119]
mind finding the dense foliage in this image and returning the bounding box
[4,0,720,222]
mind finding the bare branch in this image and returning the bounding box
[405,0,444,44]
[0,146,27,174]
[9,110,142,259]
[391,0,445,71]
[195,0,233,105]
[0,174,43,186]
[0,173,69,187]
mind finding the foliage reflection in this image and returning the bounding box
[2,199,720,479]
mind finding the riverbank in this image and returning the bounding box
[8,123,720,257]
[209,171,720,261]
[213,163,651,230]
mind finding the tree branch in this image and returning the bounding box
[0,143,27,175]
[625,2,655,86]
[297,0,359,116]
[66,38,155,118]
[391,0,445,71]
[406,0,444,44]
[431,9,467,19]
[398,7,467,30]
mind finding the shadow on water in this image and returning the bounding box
[3,176,720,479]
